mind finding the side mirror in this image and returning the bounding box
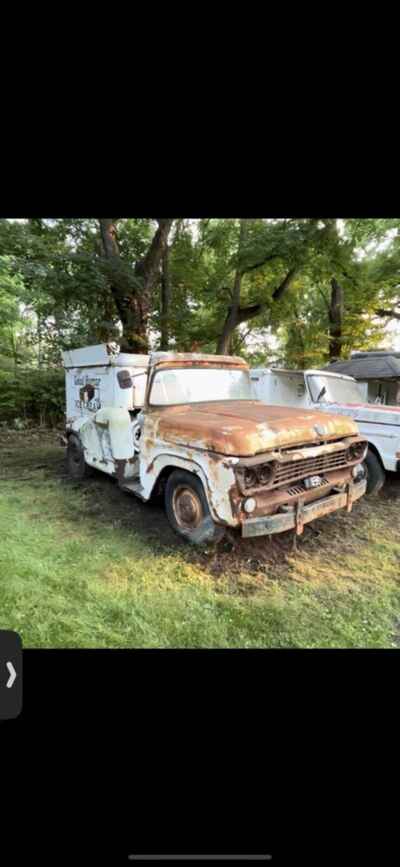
[117,369,133,390]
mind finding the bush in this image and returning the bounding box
[0,366,65,427]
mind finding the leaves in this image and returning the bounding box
[0,217,400,372]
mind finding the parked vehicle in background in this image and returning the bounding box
[325,350,400,406]
[63,345,367,544]
[250,368,400,494]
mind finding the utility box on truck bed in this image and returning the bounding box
[63,343,149,422]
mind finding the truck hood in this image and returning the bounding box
[155,400,359,457]
[319,402,400,428]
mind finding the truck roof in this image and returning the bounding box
[63,345,248,370]
[62,344,150,369]
[250,367,356,383]
[150,351,247,367]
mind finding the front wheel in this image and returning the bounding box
[165,469,225,545]
[363,449,385,495]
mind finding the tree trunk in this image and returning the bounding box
[216,300,241,355]
[216,220,247,354]
[328,277,344,361]
[98,218,173,353]
[160,244,171,350]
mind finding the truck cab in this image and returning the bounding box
[63,345,368,544]
[250,367,400,494]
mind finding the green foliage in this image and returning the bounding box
[1,217,400,369]
[0,366,65,426]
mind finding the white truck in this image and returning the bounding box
[250,367,400,494]
[62,345,368,543]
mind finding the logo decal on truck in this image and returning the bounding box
[75,376,102,412]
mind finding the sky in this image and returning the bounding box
[380,317,400,351]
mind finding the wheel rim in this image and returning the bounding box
[172,485,203,530]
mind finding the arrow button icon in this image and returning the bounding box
[0,630,22,719]
[6,661,17,689]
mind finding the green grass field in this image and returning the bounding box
[1,430,400,648]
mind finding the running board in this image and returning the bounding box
[119,479,146,499]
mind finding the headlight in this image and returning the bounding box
[243,497,256,514]
[349,442,366,461]
[258,463,274,485]
[244,468,258,488]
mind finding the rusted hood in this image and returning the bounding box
[155,401,359,456]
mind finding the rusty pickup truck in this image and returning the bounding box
[62,345,368,544]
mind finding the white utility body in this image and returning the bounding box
[250,367,400,491]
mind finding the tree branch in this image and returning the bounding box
[375,307,400,321]
[239,252,280,275]
[135,218,173,286]
[235,268,299,327]
[272,267,298,302]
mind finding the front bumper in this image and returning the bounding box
[242,478,367,538]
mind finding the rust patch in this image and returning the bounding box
[242,479,366,538]
[152,354,248,371]
[235,467,355,520]
[295,498,305,535]
[154,401,361,457]
[235,437,367,495]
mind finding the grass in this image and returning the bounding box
[1,429,400,648]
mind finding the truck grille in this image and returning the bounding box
[272,450,351,488]
[235,439,367,495]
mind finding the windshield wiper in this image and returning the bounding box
[316,385,327,402]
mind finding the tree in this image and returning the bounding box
[215,219,302,354]
[98,218,173,351]
[0,255,34,368]
[1,217,400,373]
[159,218,322,357]
[277,219,400,367]
[0,218,175,358]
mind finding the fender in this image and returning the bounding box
[94,407,134,460]
[141,451,236,526]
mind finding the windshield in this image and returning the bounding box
[307,374,364,404]
[149,367,252,405]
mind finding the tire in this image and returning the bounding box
[165,469,225,545]
[363,449,385,495]
[66,434,93,481]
